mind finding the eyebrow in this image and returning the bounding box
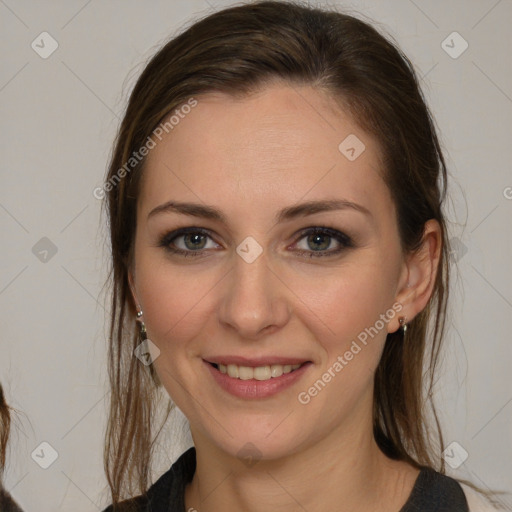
[147,199,372,224]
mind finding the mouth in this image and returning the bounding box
[207,361,309,381]
[204,359,313,399]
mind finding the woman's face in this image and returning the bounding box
[131,82,410,460]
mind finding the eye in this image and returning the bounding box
[159,227,220,257]
[292,227,353,258]
[158,226,354,259]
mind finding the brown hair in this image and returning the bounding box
[0,384,11,479]
[102,0,474,504]
[0,384,24,512]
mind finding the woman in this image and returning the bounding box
[101,1,500,510]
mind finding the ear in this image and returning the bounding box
[389,219,442,333]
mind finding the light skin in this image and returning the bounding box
[128,81,441,511]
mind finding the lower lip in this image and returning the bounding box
[204,360,312,399]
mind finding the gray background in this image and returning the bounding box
[0,0,511,510]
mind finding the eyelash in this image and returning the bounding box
[158,226,354,259]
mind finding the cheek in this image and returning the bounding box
[291,266,398,410]
[290,258,397,338]
[287,261,401,401]
[135,264,215,406]
[135,251,221,359]
[139,275,202,341]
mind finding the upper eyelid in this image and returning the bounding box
[163,228,220,248]
[290,227,352,251]
[164,226,351,251]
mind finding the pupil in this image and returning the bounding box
[185,233,206,250]
[308,234,330,251]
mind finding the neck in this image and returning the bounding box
[185,396,419,512]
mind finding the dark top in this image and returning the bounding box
[103,447,469,512]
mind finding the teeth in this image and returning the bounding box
[217,363,302,381]
[238,366,254,380]
[227,364,239,378]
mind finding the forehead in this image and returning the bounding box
[139,82,390,220]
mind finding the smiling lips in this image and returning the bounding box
[215,362,303,381]
[205,358,312,399]
[205,356,310,382]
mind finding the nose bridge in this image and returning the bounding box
[218,248,289,338]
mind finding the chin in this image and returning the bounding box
[196,415,312,464]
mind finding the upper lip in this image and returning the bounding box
[204,356,311,367]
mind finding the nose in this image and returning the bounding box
[218,250,291,340]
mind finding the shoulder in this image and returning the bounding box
[402,467,470,511]
[102,446,196,512]
[460,483,502,512]
[403,466,502,512]
[102,494,147,512]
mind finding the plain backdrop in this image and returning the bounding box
[0,0,511,510]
